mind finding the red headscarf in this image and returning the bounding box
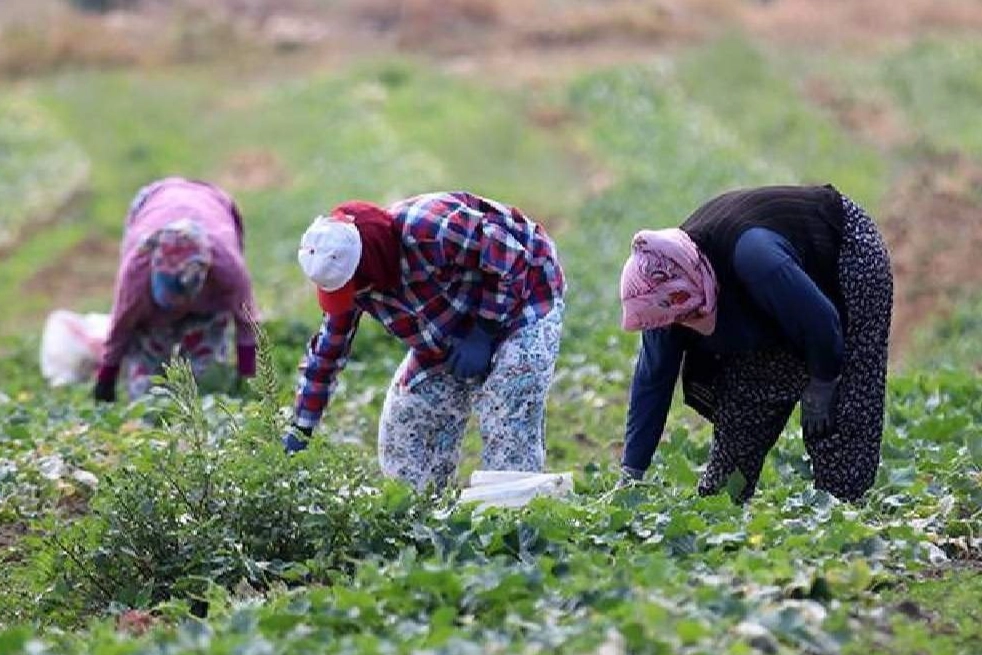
[316,201,402,314]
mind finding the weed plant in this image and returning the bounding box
[21,326,429,624]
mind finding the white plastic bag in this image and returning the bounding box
[39,310,110,386]
[459,469,574,509]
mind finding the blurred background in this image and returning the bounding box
[2,0,981,453]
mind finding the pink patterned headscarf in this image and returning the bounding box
[619,228,718,334]
[143,219,213,309]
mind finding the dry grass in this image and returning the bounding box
[740,0,982,48]
[803,76,911,151]
[0,1,262,77]
[0,0,723,78]
[215,148,290,192]
[342,0,505,52]
[2,0,979,79]
[0,12,143,76]
[514,1,689,47]
[344,0,706,51]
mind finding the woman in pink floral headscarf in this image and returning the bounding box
[93,177,258,402]
[619,185,892,503]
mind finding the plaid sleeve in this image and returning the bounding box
[293,308,363,430]
[475,221,531,323]
[401,193,533,324]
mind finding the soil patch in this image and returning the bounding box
[0,520,28,563]
[0,520,27,549]
[739,0,982,48]
[215,148,290,192]
[803,76,911,151]
[880,153,982,355]
[21,234,118,313]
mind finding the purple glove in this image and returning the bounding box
[236,344,256,378]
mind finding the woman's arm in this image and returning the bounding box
[622,327,685,474]
[733,228,843,381]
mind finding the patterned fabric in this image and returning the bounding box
[147,219,212,275]
[696,196,892,502]
[294,191,565,430]
[124,312,231,398]
[147,219,212,309]
[377,303,563,490]
[620,228,718,335]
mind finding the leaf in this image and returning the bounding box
[0,627,30,653]
[725,469,748,503]
[966,433,982,467]
[663,450,699,486]
[676,618,708,644]
[258,612,304,635]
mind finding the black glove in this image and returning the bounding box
[231,375,250,397]
[801,376,839,441]
[92,378,117,403]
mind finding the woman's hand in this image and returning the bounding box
[801,376,839,440]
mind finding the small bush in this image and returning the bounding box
[29,331,429,622]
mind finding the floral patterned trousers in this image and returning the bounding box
[378,303,564,490]
[125,313,230,398]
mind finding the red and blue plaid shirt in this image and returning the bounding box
[293,191,565,430]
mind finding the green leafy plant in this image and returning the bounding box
[21,329,428,623]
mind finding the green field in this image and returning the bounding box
[1,8,981,654]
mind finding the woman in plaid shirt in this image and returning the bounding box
[284,191,566,490]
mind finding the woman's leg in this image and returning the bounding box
[124,327,177,398]
[805,196,893,501]
[378,353,476,491]
[475,303,564,472]
[698,350,805,502]
[176,313,231,378]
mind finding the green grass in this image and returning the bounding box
[781,36,982,373]
[0,95,88,244]
[673,36,888,211]
[0,94,89,332]
[909,293,982,372]
[876,38,982,371]
[881,38,982,159]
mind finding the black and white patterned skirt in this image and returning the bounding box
[698,196,893,502]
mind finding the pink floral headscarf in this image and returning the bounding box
[619,228,718,334]
[143,219,213,310]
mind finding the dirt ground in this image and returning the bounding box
[880,156,982,354]
[215,148,290,192]
[738,0,982,48]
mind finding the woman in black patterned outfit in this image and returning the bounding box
[617,184,892,502]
